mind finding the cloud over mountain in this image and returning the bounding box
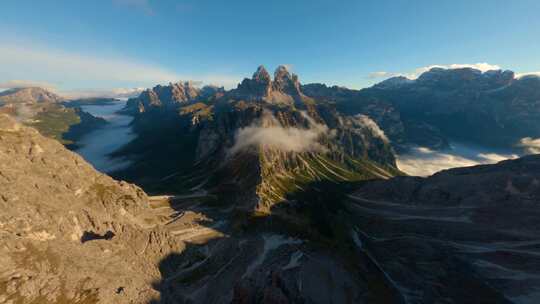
[354,114,389,142]
[518,137,540,154]
[397,146,518,177]
[229,112,328,156]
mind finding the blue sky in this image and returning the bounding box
[1,0,540,97]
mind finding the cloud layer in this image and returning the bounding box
[354,114,389,142]
[228,112,328,156]
[397,146,518,177]
[0,41,241,97]
[518,137,540,154]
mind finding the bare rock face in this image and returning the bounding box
[231,65,311,105]
[125,82,224,114]
[0,114,180,303]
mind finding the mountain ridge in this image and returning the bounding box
[116,65,400,213]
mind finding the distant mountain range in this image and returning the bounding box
[116,66,540,200]
[304,68,540,151]
[117,65,400,212]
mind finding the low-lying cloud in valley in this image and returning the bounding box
[354,114,389,142]
[228,112,328,156]
[397,146,519,177]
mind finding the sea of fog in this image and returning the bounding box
[75,101,135,173]
[396,142,522,177]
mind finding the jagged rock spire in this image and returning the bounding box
[274,65,292,82]
[231,65,310,105]
[252,65,271,84]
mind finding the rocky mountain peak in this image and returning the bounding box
[273,65,292,81]
[232,65,308,105]
[252,65,271,84]
[272,65,302,93]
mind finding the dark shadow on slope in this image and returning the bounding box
[147,178,408,304]
[80,230,115,243]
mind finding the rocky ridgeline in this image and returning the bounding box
[0,114,181,303]
[124,81,224,114]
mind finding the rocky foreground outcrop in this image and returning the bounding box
[0,114,181,303]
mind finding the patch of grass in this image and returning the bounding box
[26,104,81,144]
[179,102,214,121]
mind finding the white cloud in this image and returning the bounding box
[228,111,328,156]
[354,114,389,142]
[397,146,518,177]
[0,80,57,90]
[0,44,183,84]
[0,42,241,94]
[515,72,540,79]
[517,137,540,154]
